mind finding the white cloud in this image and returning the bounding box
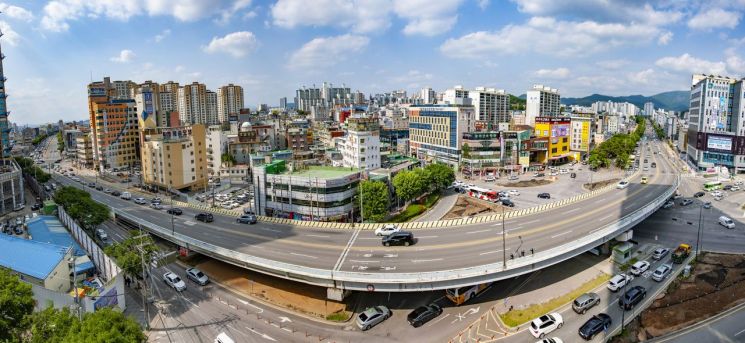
[153,29,170,42]
[203,31,257,58]
[688,8,742,30]
[511,0,683,26]
[628,68,655,84]
[288,34,369,70]
[477,0,489,10]
[40,0,231,32]
[0,3,33,22]
[726,49,745,76]
[658,31,673,45]
[655,53,728,75]
[596,59,629,69]
[441,17,662,59]
[271,0,465,36]
[216,0,252,25]
[533,67,570,79]
[0,21,20,46]
[110,49,136,63]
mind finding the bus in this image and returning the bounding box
[446,282,493,305]
[466,186,498,202]
[704,181,722,191]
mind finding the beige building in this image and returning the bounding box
[217,84,244,124]
[140,123,208,190]
[75,133,94,168]
[87,77,140,171]
[178,82,216,125]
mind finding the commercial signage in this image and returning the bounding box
[707,135,732,151]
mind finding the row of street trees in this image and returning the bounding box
[53,186,110,231]
[31,133,49,146]
[0,268,145,342]
[57,132,65,154]
[360,163,455,222]
[588,117,646,169]
[14,157,52,183]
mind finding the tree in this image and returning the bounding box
[105,231,157,277]
[0,267,35,341]
[57,132,65,153]
[360,180,390,222]
[424,163,455,191]
[62,308,145,343]
[221,153,236,166]
[28,306,77,343]
[461,143,472,159]
[392,170,421,202]
[54,187,109,231]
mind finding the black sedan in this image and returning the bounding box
[382,231,415,247]
[693,191,705,198]
[195,213,214,223]
[578,313,612,340]
[537,192,551,199]
[407,304,442,327]
[167,208,183,215]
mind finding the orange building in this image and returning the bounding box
[87,77,140,171]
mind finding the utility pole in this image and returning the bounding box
[696,202,703,258]
[502,205,506,268]
[170,187,176,237]
[133,234,151,330]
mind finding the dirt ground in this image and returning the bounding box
[611,252,745,342]
[499,179,554,187]
[584,178,621,191]
[180,255,350,320]
[442,195,512,220]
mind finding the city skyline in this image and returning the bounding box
[0,0,743,124]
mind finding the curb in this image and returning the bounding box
[647,298,745,342]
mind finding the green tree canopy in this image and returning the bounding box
[104,231,157,277]
[0,267,35,341]
[587,119,646,169]
[461,143,471,159]
[54,187,110,230]
[28,306,77,343]
[360,180,390,222]
[424,163,455,191]
[62,308,145,343]
[392,170,422,202]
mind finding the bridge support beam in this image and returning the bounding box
[327,287,350,301]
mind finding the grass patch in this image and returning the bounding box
[388,193,440,222]
[619,257,639,272]
[499,273,612,327]
[325,311,351,322]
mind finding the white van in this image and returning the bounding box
[214,333,234,343]
[719,216,735,229]
[120,192,132,200]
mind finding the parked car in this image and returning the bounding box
[570,172,577,178]
[572,292,600,314]
[185,267,209,285]
[723,185,733,191]
[629,261,650,276]
[485,176,496,182]
[134,197,147,205]
[680,199,693,206]
[607,273,633,292]
[237,214,257,224]
[111,190,121,197]
[534,172,545,177]
[375,224,400,236]
[529,313,563,339]
[103,188,112,194]
[406,304,442,327]
[95,185,104,191]
[662,201,674,209]
[652,248,670,260]
[652,264,673,282]
[537,193,551,199]
[87,182,95,188]
[578,314,612,340]
[508,189,520,196]
[731,186,741,191]
[711,190,723,198]
[166,208,183,215]
[619,285,646,310]
[356,306,391,331]
[703,202,712,209]
[195,213,214,223]
[13,226,23,235]
[535,338,563,343]
[162,272,186,292]
[382,231,415,247]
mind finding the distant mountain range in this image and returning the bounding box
[516,91,690,112]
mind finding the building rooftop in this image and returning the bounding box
[0,234,68,280]
[286,165,359,179]
[27,216,85,256]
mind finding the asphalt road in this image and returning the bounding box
[51,136,675,280]
[650,303,745,343]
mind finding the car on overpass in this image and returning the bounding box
[537,192,551,199]
[652,247,670,260]
[195,213,214,223]
[578,313,611,340]
[616,181,629,189]
[166,208,183,215]
[134,197,147,205]
[652,264,673,282]
[236,214,257,224]
[375,224,400,236]
[356,306,391,331]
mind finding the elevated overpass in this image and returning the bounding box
[53,139,679,299]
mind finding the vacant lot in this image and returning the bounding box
[442,195,512,220]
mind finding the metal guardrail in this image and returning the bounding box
[113,174,680,292]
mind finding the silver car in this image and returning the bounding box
[652,264,673,282]
[572,292,600,314]
[356,306,391,331]
[186,267,209,286]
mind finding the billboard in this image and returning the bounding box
[707,135,732,151]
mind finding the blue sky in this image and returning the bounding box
[0,0,744,124]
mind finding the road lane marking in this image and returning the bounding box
[305,234,330,238]
[417,235,439,239]
[348,260,380,263]
[466,229,491,234]
[425,313,450,327]
[333,227,361,271]
[259,227,281,233]
[289,252,317,259]
[412,258,443,263]
[479,249,503,256]
[736,328,745,337]
[598,215,612,221]
[550,230,572,239]
[244,327,277,341]
[565,208,581,214]
[523,219,540,224]
[357,237,381,240]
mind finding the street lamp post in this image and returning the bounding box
[696,202,704,258]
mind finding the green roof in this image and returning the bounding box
[285,166,359,179]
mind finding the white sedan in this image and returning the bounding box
[163,272,186,292]
[375,224,400,236]
[617,181,629,189]
[630,261,651,276]
[508,190,520,196]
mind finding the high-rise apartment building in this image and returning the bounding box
[279,97,287,110]
[178,82,218,125]
[525,85,560,126]
[295,82,352,112]
[206,90,218,125]
[687,74,745,172]
[339,117,381,170]
[0,32,9,156]
[644,102,655,117]
[111,80,136,100]
[133,81,165,127]
[140,122,208,190]
[420,87,436,104]
[87,77,140,171]
[217,84,244,124]
[468,87,510,128]
[443,85,470,105]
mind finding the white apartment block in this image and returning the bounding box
[468,87,510,127]
[525,85,560,127]
[339,118,381,170]
[159,81,180,113]
[606,114,619,134]
[217,84,244,124]
[206,91,218,125]
[133,81,165,127]
[443,85,470,105]
[420,87,436,104]
[206,125,227,177]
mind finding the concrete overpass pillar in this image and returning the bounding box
[327,287,351,301]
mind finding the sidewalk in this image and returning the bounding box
[416,190,458,221]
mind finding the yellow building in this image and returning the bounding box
[534,117,572,165]
[570,115,594,160]
[140,118,208,191]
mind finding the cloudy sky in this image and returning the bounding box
[1,0,744,124]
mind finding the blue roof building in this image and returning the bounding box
[0,234,72,292]
[27,216,85,256]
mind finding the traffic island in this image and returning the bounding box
[611,252,745,342]
[584,178,621,191]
